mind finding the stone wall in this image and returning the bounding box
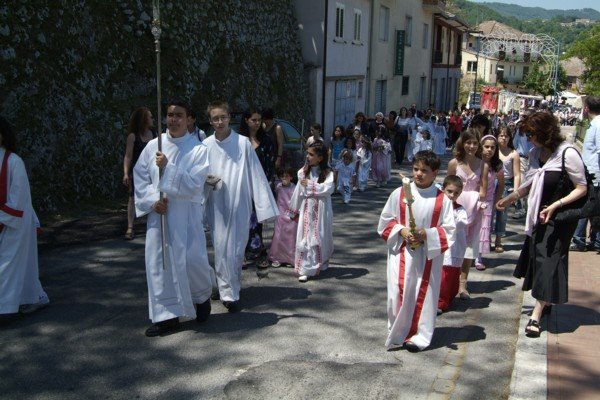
[0,1,311,212]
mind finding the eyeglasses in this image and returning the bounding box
[210,115,230,123]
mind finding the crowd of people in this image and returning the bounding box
[2,96,598,353]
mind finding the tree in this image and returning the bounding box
[567,24,600,95]
[521,61,567,97]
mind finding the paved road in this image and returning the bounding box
[1,157,528,400]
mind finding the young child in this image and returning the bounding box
[336,149,356,204]
[371,126,390,187]
[329,125,346,169]
[356,137,372,191]
[446,129,489,300]
[494,126,521,252]
[268,168,299,267]
[378,150,456,352]
[288,141,334,282]
[0,117,50,321]
[437,175,468,313]
[474,135,504,271]
[413,127,433,154]
[432,116,447,156]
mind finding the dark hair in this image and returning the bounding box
[443,174,463,190]
[420,130,431,140]
[188,108,197,119]
[496,125,515,150]
[354,112,366,122]
[454,128,481,161]
[261,107,275,120]
[521,112,563,153]
[304,141,331,183]
[206,100,229,116]
[332,125,345,141]
[481,136,503,172]
[239,107,265,140]
[311,123,322,132]
[0,116,17,152]
[470,114,490,136]
[344,136,356,150]
[413,150,441,171]
[585,96,600,115]
[277,167,296,179]
[167,100,191,116]
[399,107,408,117]
[127,107,152,137]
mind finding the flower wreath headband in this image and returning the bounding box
[480,134,497,143]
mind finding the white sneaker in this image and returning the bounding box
[298,275,308,282]
[19,296,50,314]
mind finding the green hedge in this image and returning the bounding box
[0,1,311,212]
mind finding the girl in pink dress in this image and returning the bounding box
[446,129,489,299]
[371,126,391,187]
[268,168,299,267]
[474,135,504,270]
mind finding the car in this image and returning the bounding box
[198,116,305,170]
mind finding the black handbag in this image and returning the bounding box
[553,147,600,223]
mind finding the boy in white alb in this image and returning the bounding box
[378,150,455,351]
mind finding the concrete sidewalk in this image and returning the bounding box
[510,247,600,400]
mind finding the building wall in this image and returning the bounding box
[368,0,434,116]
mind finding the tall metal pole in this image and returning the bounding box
[553,42,560,108]
[152,0,167,270]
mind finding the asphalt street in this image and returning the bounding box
[1,155,529,400]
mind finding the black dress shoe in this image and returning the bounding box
[403,341,421,352]
[222,301,240,313]
[196,300,211,323]
[210,291,220,301]
[145,317,181,337]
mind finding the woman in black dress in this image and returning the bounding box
[497,112,587,337]
[122,107,155,240]
[239,108,276,264]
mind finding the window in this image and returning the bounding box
[523,66,529,77]
[405,16,412,46]
[422,23,429,49]
[402,76,409,96]
[358,81,363,98]
[335,3,345,39]
[467,61,477,73]
[379,6,389,42]
[353,9,362,42]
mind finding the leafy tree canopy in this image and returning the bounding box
[566,24,600,95]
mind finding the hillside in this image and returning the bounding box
[447,0,598,50]
[477,2,600,21]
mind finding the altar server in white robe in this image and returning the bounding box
[378,150,455,351]
[0,117,49,320]
[204,101,278,312]
[134,102,214,337]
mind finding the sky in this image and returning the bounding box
[470,0,599,12]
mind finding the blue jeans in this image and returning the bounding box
[493,177,516,237]
[572,218,600,250]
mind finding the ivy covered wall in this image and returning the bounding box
[0,1,311,212]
